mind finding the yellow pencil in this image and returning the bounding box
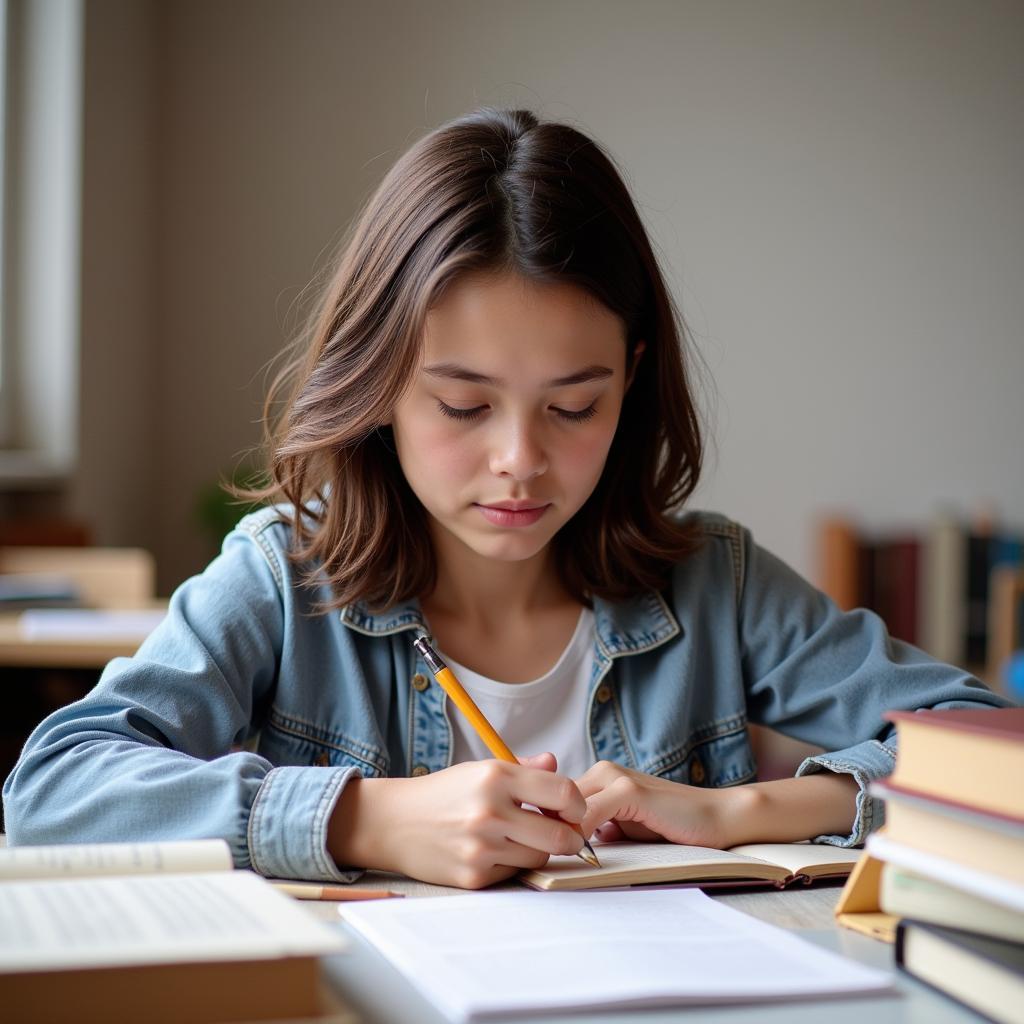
[412,634,600,868]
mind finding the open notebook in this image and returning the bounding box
[521,840,862,891]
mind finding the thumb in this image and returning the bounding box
[518,751,558,773]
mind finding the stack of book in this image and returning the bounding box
[866,708,1024,1023]
[816,512,1024,678]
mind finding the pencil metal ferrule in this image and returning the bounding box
[413,634,446,676]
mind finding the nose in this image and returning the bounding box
[488,416,549,483]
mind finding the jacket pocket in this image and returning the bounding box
[648,716,757,787]
[257,708,388,778]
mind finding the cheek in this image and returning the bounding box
[557,422,618,487]
[396,419,479,495]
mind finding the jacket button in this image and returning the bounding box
[411,764,430,777]
[689,759,706,785]
[595,684,612,704]
[313,752,330,767]
[412,673,430,692]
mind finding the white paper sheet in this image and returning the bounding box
[340,888,894,1022]
[18,608,166,641]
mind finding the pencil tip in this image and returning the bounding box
[579,840,601,868]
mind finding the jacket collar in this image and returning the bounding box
[340,588,680,659]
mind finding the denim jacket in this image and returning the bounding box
[3,507,1010,882]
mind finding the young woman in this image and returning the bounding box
[4,108,1009,889]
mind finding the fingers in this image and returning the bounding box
[593,820,626,843]
[579,772,648,837]
[465,759,584,823]
[503,762,586,824]
[448,835,550,890]
[518,751,558,773]
[503,805,583,858]
[574,759,631,799]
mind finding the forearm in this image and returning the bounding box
[722,772,860,846]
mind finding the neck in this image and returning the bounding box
[424,526,570,632]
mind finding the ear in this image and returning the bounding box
[624,341,646,392]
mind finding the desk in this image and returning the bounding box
[306,876,982,1024]
[0,604,166,669]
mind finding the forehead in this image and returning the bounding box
[422,271,627,365]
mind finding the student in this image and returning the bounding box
[3,108,1011,888]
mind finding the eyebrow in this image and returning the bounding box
[422,363,615,387]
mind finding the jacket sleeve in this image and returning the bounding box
[736,524,1015,847]
[2,523,361,883]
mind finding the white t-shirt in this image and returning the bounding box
[443,608,596,781]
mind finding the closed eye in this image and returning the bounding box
[436,401,599,423]
[437,401,487,421]
[554,404,597,423]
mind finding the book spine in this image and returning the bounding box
[965,533,992,666]
[816,517,861,611]
[889,539,920,646]
[920,515,966,665]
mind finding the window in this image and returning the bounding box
[0,0,84,483]
[0,0,9,441]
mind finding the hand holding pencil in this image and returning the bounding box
[413,635,601,869]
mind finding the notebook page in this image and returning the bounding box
[0,839,233,880]
[730,843,862,875]
[340,888,893,1022]
[0,871,346,972]
[531,840,773,881]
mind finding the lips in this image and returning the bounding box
[474,502,551,528]
[480,501,548,512]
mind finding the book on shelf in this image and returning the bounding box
[883,707,1024,819]
[519,840,861,892]
[0,572,80,610]
[920,512,967,665]
[880,863,1024,945]
[989,563,1024,683]
[870,780,1023,885]
[815,511,1024,672]
[896,919,1024,1024]
[0,854,351,1024]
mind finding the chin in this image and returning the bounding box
[450,523,557,563]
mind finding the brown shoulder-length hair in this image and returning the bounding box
[246,107,706,611]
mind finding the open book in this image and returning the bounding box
[521,840,862,891]
[0,840,352,1024]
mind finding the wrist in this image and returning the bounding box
[327,776,404,873]
[715,783,766,847]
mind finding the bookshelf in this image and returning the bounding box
[815,513,1024,693]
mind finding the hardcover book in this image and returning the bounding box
[884,707,1024,819]
[0,841,351,1024]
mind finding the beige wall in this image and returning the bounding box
[74,0,1024,594]
[72,0,158,554]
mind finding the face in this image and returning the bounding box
[390,271,638,568]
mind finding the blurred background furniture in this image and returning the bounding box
[0,545,163,830]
